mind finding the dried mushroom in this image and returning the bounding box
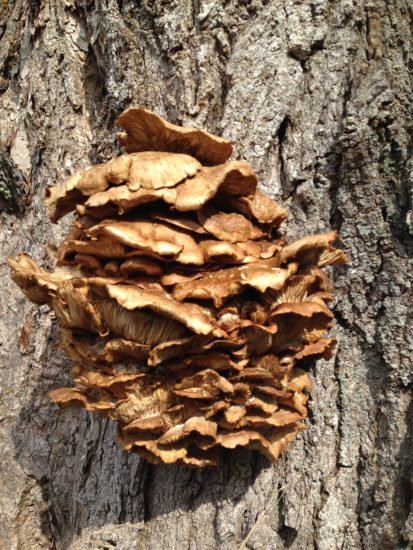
[8,108,347,467]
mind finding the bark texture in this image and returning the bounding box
[0,1,412,549]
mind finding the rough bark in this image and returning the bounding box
[0,1,412,549]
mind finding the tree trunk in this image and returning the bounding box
[0,1,412,549]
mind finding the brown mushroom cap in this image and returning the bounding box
[86,219,205,265]
[46,152,202,222]
[116,108,233,165]
[217,190,288,226]
[280,231,348,266]
[172,262,297,307]
[78,160,257,217]
[7,254,81,304]
[50,159,259,224]
[197,205,262,243]
[97,282,224,337]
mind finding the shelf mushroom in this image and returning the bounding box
[9,108,346,467]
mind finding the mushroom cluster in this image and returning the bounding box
[8,109,346,467]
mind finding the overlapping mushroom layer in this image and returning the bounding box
[8,108,346,466]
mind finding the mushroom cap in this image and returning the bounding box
[116,107,233,165]
[197,205,262,243]
[99,282,224,337]
[48,158,259,223]
[280,231,348,266]
[217,190,288,226]
[46,152,202,223]
[172,262,296,307]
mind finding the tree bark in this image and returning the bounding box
[0,1,412,549]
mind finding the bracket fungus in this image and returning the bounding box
[9,108,347,467]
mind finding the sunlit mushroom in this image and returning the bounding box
[8,107,346,467]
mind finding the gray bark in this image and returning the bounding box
[0,0,412,549]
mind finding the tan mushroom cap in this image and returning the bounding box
[173,369,234,399]
[46,152,202,222]
[219,408,304,430]
[119,257,162,276]
[215,424,303,461]
[99,337,152,363]
[59,218,278,268]
[127,152,201,190]
[264,273,331,309]
[80,160,257,217]
[7,254,83,304]
[149,334,243,366]
[219,190,288,226]
[59,328,151,365]
[151,212,206,235]
[292,338,336,362]
[157,416,217,445]
[87,219,205,265]
[172,262,297,307]
[281,231,348,266]
[71,365,144,391]
[74,254,103,271]
[167,351,246,375]
[174,161,257,211]
[199,240,246,264]
[149,335,215,366]
[96,282,224,337]
[270,301,333,321]
[45,173,84,223]
[116,107,233,165]
[48,387,118,412]
[197,205,262,243]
